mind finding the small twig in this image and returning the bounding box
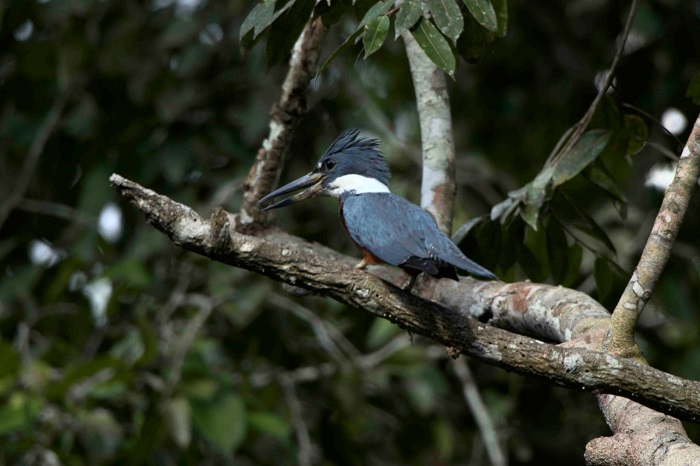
[403,32,456,234]
[0,93,69,231]
[357,335,410,369]
[607,113,700,361]
[238,17,326,232]
[269,293,360,362]
[161,261,194,322]
[247,336,420,388]
[18,198,96,226]
[546,0,639,167]
[281,376,314,466]
[453,358,507,466]
[164,293,216,397]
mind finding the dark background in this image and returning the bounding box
[0,0,698,464]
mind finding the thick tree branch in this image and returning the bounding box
[238,17,326,232]
[585,395,699,466]
[110,173,700,425]
[403,33,456,234]
[608,113,700,361]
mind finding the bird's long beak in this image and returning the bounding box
[258,172,326,210]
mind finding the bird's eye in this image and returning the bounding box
[323,159,336,170]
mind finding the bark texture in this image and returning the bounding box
[608,114,700,362]
[238,18,326,233]
[403,33,456,235]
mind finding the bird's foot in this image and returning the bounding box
[402,274,417,292]
[355,259,369,270]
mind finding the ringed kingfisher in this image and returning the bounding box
[259,129,497,291]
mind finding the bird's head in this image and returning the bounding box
[259,129,391,210]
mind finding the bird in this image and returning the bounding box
[259,129,497,291]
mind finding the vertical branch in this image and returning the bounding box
[281,376,314,466]
[546,0,639,166]
[608,114,700,361]
[453,358,506,466]
[403,33,456,234]
[238,18,326,233]
[0,92,69,232]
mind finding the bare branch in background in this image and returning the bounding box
[0,93,69,231]
[238,18,326,233]
[164,294,216,398]
[608,114,700,362]
[269,293,359,362]
[453,358,506,466]
[281,376,315,466]
[403,33,456,234]
[546,0,639,166]
[17,199,95,226]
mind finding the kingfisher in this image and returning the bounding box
[259,129,497,291]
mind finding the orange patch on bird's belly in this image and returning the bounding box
[360,248,384,265]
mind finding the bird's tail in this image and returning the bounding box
[450,255,497,280]
[440,239,498,280]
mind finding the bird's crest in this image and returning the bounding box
[323,129,391,185]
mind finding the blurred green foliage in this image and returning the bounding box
[0,0,699,464]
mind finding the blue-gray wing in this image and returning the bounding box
[341,193,497,280]
[341,193,435,268]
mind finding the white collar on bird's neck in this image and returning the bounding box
[325,174,390,198]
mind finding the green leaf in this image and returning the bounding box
[432,420,456,460]
[451,215,485,244]
[394,0,423,39]
[561,243,583,288]
[510,166,554,230]
[558,192,617,254]
[47,358,125,400]
[587,162,625,203]
[78,408,124,460]
[360,0,394,24]
[491,0,508,37]
[463,0,497,32]
[249,411,290,440]
[366,317,402,350]
[162,397,192,448]
[314,0,349,26]
[103,257,153,288]
[624,114,648,155]
[318,28,364,74]
[363,16,390,57]
[515,241,544,282]
[265,0,315,67]
[317,0,393,74]
[410,17,457,78]
[551,129,612,187]
[192,393,247,453]
[456,11,487,63]
[239,0,277,41]
[546,218,569,284]
[0,341,20,379]
[475,220,501,268]
[594,257,613,302]
[0,266,41,302]
[0,393,42,434]
[427,0,464,41]
[686,69,700,105]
